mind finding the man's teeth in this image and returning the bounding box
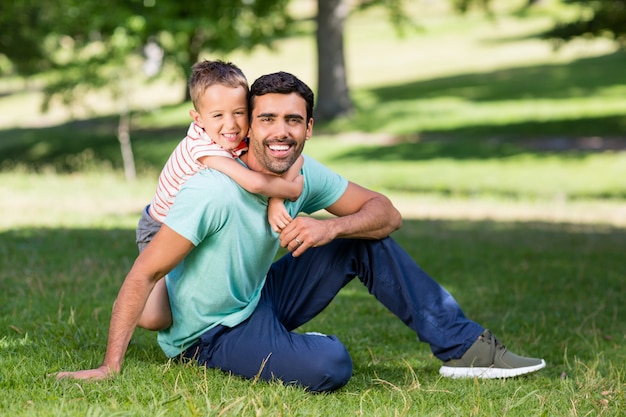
[269,144,290,151]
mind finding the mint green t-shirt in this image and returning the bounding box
[157,155,348,357]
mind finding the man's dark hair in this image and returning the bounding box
[249,72,315,122]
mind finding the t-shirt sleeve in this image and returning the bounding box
[298,155,349,214]
[163,170,229,246]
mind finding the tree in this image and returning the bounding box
[0,0,291,179]
[0,0,292,104]
[313,0,418,122]
[540,0,626,47]
[315,0,352,121]
[312,0,505,122]
[8,0,603,133]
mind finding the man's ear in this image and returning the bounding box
[305,118,314,141]
[189,109,203,128]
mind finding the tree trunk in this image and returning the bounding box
[184,29,203,102]
[315,0,353,122]
[118,110,136,182]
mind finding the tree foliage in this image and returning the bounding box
[2,0,623,124]
[0,0,293,180]
[0,0,292,105]
[541,0,626,47]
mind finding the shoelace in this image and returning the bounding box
[482,331,507,351]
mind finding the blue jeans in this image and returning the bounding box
[183,237,483,392]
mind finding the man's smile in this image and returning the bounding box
[267,141,296,158]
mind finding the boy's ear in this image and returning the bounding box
[189,109,203,127]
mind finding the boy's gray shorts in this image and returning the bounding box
[136,205,162,253]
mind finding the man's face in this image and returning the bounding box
[246,92,312,174]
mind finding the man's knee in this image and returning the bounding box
[303,335,353,392]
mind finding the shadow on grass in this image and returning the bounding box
[323,120,626,163]
[2,219,625,378]
[369,52,626,104]
[0,117,183,173]
[319,51,626,160]
[1,52,625,172]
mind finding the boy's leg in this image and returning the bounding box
[137,278,172,330]
[135,205,161,252]
[263,237,483,360]
[183,301,352,392]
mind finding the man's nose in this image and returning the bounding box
[272,120,288,139]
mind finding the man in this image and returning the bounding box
[57,71,545,391]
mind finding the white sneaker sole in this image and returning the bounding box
[439,359,546,379]
[304,332,327,337]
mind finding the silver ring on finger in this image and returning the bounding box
[294,238,303,246]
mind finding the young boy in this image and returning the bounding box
[135,60,304,330]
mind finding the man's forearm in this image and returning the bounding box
[103,224,191,372]
[101,270,156,373]
[326,194,401,240]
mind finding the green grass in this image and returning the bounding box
[1,215,625,415]
[1,1,626,415]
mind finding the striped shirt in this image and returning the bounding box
[148,122,248,223]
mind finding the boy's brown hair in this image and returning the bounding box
[188,60,249,111]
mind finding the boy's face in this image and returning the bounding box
[190,84,249,152]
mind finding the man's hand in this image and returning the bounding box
[279,216,335,257]
[278,182,402,258]
[55,365,117,381]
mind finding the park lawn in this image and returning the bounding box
[1,189,625,415]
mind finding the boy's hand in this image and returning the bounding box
[268,198,293,233]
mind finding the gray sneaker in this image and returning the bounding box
[439,329,546,379]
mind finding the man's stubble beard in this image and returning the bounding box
[250,138,304,175]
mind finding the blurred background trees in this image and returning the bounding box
[0,0,292,102]
[541,0,626,47]
[1,0,624,179]
[1,0,623,121]
[0,0,291,179]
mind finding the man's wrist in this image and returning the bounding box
[101,361,121,375]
